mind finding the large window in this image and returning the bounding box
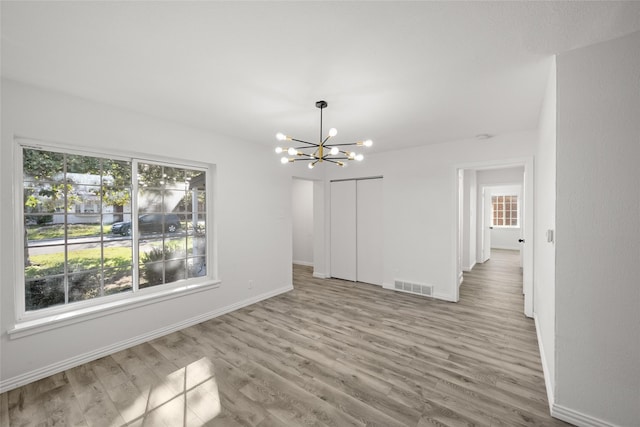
[21,144,209,313]
[491,194,518,227]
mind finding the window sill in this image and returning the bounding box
[8,279,221,340]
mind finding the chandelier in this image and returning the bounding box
[275,100,372,168]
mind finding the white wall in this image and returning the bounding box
[555,31,640,426]
[534,58,556,406]
[476,167,524,185]
[0,79,294,390]
[490,228,520,250]
[462,170,477,271]
[291,178,314,266]
[319,132,536,302]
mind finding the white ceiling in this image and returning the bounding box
[2,1,640,153]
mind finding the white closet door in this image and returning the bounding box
[330,181,357,281]
[356,178,383,285]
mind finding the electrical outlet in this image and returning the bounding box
[248,280,253,289]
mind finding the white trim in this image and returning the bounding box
[433,291,457,302]
[15,136,212,170]
[452,167,461,301]
[312,272,329,279]
[293,260,313,267]
[551,404,619,427]
[8,280,221,339]
[490,245,521,251]
[463,262,476,272]
[0,284,293,394]
[534,313,555,409]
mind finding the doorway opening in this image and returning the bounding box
[454,158,533,317]
[291,177,329,280]
[292,178,314,268]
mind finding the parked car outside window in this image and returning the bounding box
[111,214,181,236]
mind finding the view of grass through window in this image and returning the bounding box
[22,145,207,312]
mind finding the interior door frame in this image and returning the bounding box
[453,157,534,317]
[481,186,492,263]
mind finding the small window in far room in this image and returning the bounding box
[491,195,519,227]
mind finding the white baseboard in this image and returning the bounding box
[463,262,476,272]
[533,313,555,408]
[552,403,619,427]
[312,272,329,279]
[293,260,313,267]
[433,291,457,302]
[0,284,293,394]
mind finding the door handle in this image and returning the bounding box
[518,239,525,243]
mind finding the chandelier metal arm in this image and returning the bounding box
[293,151,320,159]
[290,138,320,147]
[323,142,360,147]
[322,158,348,165]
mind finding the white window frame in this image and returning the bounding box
[10,138,219,339]
[491,193,520,228]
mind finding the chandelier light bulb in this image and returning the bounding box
[276,132,286,141]
[355,154,364,161]
[308,163,314,169]
[275,147,283,154]
[280,156,290,164]
[329,128,338,137]
[348,152,356,159]
[364,139,373,147]
[330,146,339,155]
[287,147,297,156]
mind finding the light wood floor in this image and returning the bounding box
[1,249,570,426]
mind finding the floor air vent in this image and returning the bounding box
[393,280,433,297]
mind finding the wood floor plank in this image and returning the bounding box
[1,249,570,426]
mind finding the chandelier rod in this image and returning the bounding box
[320,102,324,145]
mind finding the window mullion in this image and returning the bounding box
[99,159,105,298]
[132,159,140,292]
[63,154,69,305]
